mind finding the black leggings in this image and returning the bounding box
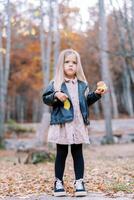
[55,144,84,180]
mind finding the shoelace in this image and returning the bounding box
[55,179,64,190]
[74,178,84,190]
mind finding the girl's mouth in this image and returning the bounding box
[68,68,74,70]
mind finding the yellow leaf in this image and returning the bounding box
[64,99,70,110]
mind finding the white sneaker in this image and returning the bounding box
[74,178,87,197]
[53,178,67,197]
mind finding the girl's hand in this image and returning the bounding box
[95,81,108,95]
[54,91,68,102]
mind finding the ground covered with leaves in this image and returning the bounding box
[0,143,133,198]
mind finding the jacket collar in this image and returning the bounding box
[61,80,87,99]
[64,77,77,84]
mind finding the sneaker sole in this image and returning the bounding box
[53,191,67,197]
[75,191,87,197]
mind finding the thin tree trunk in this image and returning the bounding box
[6,96,11,121]
[119,6,134,116]
[40,0,46,88]
[93,101,100,119]
[39,0,49,113]
[46,0,53,83]
[99,0,113,143]
[0,0,11,144]
[122,64,134,116]
[16,95,21,122]
[23,97,27,122]
[98,0,119,118]
[37,0,52,144]
[131,0,134,53]
[0,17,5,142]
[4,0,11,97]
[20,98,24,123]
[110,0,134,117]
[11,96,15,120]
[32,99,39,123]
[53,0,60,75]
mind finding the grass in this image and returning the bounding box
[0,141,5,150]
[6,119,35,135]
[106,182,134,193]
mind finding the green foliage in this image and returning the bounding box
[108,183,133,193]
[6,119,35,134]
[32,152,55,164]
[0,141,5,149]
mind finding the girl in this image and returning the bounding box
[42,49,107,197]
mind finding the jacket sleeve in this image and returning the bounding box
[42,82,58,106]
[87,92,101,106]
[85,85,101,106]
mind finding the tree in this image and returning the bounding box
[36,0,54,144]
[0,0,11,144]
[109,0,134,117]
[53,0,60,74]
[99,0,114,143]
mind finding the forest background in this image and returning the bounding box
[0,0,134,143]
[0,1,134,198]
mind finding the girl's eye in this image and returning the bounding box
[64,61,77,64]
[64,61,69,63]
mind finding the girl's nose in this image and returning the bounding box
[69,62,73,66]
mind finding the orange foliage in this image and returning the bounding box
[9,35,43,99]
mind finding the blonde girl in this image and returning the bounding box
[42,49,107,197]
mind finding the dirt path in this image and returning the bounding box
[3,192,134,200]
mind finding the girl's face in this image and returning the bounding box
[64,53,77,79]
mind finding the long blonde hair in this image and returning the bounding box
[54,49,87,91]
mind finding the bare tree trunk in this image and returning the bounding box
[93,101,100,119]
[4,0,11,97]
[110,0,134,116]
[46,0,53,83]
[24,97,27,122]
[53,0,60,75]
[0,0,11,144]
[123,1,134,83]
[37,0,52,144]
[6,96,11,121]
[0,16,5,142]
[122,67,134,115]
[11,96,16,120]
[20,98,24,123]
[99,0,113,143]
[32,99,39,123]
[39,0,49,113]
[98,0,119,118]
[16,95,21,122]
[40,0,46,88]
[131,0,134,46]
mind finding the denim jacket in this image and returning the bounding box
[42,80,101,125]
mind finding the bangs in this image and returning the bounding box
[64,52,77,65]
